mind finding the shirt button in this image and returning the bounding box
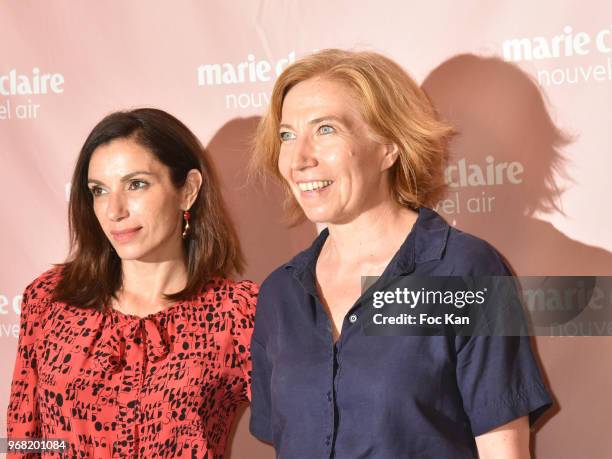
[349,314,358,324]
[326,391,332,402]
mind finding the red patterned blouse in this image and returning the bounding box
[7,267,258,458]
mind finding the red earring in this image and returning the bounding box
[182,210,191,239]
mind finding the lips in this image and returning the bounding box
[110,226,142,243]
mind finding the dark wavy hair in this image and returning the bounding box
[53,108,244,310]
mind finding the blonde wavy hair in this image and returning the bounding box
[251,48,453,223]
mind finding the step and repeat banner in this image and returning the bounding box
[1,1,611,458]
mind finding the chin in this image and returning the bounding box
[115,252,142,261]
[113,246,149,261]
[302,208,336,225]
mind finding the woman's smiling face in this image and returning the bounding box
[277,77,397,225]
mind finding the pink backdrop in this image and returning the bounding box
[1,2,611,458]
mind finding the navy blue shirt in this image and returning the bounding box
[250,208,552,458]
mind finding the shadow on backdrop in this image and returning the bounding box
[422,54,612,459]
[422,54,612,276]
[206,116,316,284]
[206,116,315,459]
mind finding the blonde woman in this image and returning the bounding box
[249,50,551,458]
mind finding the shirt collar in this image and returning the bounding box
[284,207,450,285]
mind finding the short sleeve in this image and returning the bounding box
[249,281,274,443]
[7,279,46,458]
[230,280,258,402]
[455,335,552,436]
[452,235,552,436]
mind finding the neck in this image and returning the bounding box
[323,200,418,265]
[120,254,188,304]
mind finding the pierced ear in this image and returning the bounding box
[381,143,400,172]
[182,169,203,209]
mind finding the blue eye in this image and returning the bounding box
[279,131,296,142]
[128,180,148,190]
[318,125,335,135]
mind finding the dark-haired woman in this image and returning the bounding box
[7,108,257,458]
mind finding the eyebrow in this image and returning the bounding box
[279,115,348,131]
[87,171,156,186]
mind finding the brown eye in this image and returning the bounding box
[89,186,105,197]
[128,180,148,190]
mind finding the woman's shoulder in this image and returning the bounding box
[202,277,259,317]
[18,265,65,321]
[444,226,511,275]
[22,265,64,304]
[203,277,258,297]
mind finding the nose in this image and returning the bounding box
[291,135,318,171]
[106,191,129,222]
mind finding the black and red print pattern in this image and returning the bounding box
[7,267,258,458]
